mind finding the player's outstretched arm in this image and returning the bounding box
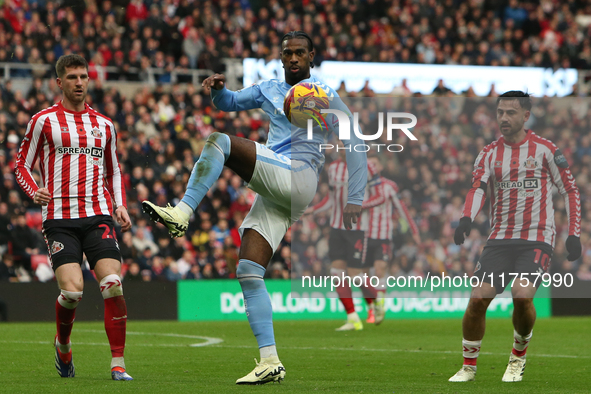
[203,73,264,112]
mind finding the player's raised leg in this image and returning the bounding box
[54,263,84,378]
[235,229,285,385]
[142,133,255,237]
[449,282,495,382]
[502,282,536,382]
[95,259,133,381]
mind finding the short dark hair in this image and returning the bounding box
[281,31,314,52]
[496,91,532,111]
[55,54,88,78]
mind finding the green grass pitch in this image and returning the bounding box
[0,317,589,393]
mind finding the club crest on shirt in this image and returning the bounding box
[90,127,103,138]
[493,160,503,167]
[51,241,64,255]
[60,126,69,132]
[524,156,539,169]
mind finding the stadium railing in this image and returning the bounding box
[0,62,214,85]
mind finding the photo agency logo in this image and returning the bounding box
[307,109,418,152]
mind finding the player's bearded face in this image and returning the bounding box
[58,67,89,105]
[496,99,528,137]
[281,38,313,83]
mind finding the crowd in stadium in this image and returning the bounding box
[1,0,591,284]
[1,0,591,77]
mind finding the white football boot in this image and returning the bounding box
[142,201,189,238]
[236,358,285,385]
[502,353,526,382]
[335,313,363,331]
[449,365,476,382]
[373,295,386,326]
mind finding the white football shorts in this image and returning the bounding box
[240,142,317,251]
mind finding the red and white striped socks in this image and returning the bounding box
[55,290,83,359]
[512,330,532,357]
[100,274,128,369]
[462,339,481,368]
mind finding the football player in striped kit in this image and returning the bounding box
[15,55,133,381]
[310,152,385,331]
[449,91,581,383]
[363,157,421,299]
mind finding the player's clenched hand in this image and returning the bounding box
[202,74,226,91]
[342,203,362,230]
[565,235,581,261]
[454,217,472,245]
[115,206,132,232]
[34,188,51,206]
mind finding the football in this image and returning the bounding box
[283,82,330,129]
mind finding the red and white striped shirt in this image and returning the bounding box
[462,130,580,247]
[366,177,419,240]
[15,102,126,221]
[313,159,382,231]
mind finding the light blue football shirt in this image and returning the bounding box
[211,76,366,205]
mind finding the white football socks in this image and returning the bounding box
[176,202,193,218]
[260,345,278,361]
[56,338,71,354]
[111,356,125,370]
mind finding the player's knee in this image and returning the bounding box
[57,290,83,309]
[512,296,533,310]
[99,274,123,299]
[467,297,492,314]
[207,132,231,161]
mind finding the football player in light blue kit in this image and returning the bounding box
[142,31,367,384]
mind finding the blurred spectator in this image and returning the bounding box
[0,254,19,282]
[124,262,143,282]
[132,227,159,256]
[183,27,205,69]
[0,203,10,256]
[8,213,40,273]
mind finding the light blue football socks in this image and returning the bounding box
[180,132,231,211]
[236,259,276,354]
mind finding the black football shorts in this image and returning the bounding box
[363,238,392,266]
[328,228,366,268]
[473,241,553,294]
[42,215,122,270]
